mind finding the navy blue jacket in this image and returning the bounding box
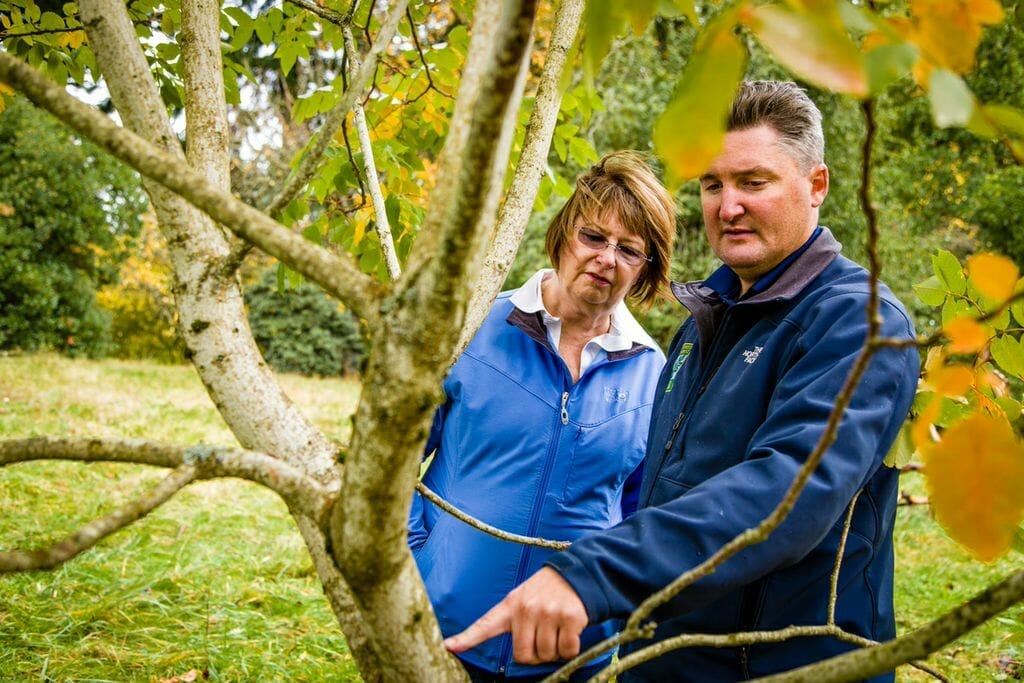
[409,289,665,676]
[547,230,919,681]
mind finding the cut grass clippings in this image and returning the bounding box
[1,353,1023,681]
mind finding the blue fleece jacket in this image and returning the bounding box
[409,289,665,676]
[547,229,920,681]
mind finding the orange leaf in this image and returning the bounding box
[927,364,975,397]
[742,4,867,97]
[967,252,1019,302]
[924,413,1024,561]
[965,0,1005,24]
[943,316,989,354]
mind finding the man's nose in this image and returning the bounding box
[719,187,745,222]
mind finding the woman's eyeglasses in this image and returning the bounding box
[576,227,651,267]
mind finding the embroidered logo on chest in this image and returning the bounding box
[604,387,629,402]
[742,346,764,364]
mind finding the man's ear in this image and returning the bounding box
[809,164,829,208]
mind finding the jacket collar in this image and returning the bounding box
[669,228,842,355]
[671,227,842,310]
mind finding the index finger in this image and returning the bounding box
[444,601,513,654]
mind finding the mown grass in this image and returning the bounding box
[1,354,1022,681]
[0,354,362,682]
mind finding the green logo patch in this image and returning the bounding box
[664,342,693,394]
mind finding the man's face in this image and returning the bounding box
[699,124,829,293]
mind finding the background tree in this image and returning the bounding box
[1,1,1024,682]
[0,96,146,356]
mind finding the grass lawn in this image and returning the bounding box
[1,353,1022,681]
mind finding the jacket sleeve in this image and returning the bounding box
[407,400,450,552]
[547,293,920,623]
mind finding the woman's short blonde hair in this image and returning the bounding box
[545,151,676,307]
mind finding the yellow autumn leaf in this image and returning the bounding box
[911,395,941,454]
[943,316,989,354]
[926,363,975,397]
[967,252,1019,302]
[58,29,87,49]
[924,413,1024,562]
[654,11,746,181]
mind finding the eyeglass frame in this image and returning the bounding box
[574,226,652,266]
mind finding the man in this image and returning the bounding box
[445,81,920,681]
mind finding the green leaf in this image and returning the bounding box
[932,249,966,296]
[913,275,947,307]
[568,136,597,167]
[865,42,918,94]
[624,0,659,35]
[670,0,698,26]
[883,421,914,469]
[996,397,1022,423]
[929,68,974,129]
[941,297,971,327]
[1011,278,1024,327]
[990,335,1024,380]
[744,4,867,97]
[983,104,1024,138]
[654,11,745,182]
[583,3,627,85]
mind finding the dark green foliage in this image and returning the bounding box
[245,268,366,376]
[971,165,1024,264]
[0,98,145,357]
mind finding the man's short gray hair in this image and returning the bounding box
[727,81,825,171]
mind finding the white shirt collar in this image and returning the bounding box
[509,268,660,354]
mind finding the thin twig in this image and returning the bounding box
[405,6,452,100]
[829,489,861,625]
[285,0,352,28]
[415,482,570,550]
[0,466,197,572]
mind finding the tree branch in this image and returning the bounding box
[749,568,1024,683]
[0,52,386,324]
[264,0,409,218]
[454,0,585,360]
[344,23,402,280]
[223,0,408,275]
[416,483,569,550]
[0,437,335,528]
[285,0,353,28]
[0,465,198,573]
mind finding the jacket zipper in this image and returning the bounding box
[496,351,641,672]
[498,383,572,673]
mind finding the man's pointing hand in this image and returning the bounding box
[444,567,589,664]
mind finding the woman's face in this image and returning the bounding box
[553,210,648,314]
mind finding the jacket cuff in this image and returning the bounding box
[545,552,612,624]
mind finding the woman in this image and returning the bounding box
[408,151,676,681]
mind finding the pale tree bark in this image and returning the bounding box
[330,2,539,679]
[456,0,585,358]
[78,0,340,486]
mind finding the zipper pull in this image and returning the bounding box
[560,391,569,425]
